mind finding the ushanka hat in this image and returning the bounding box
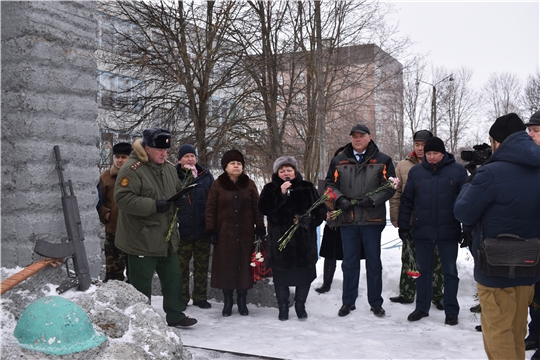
[112,142,132,155]
[142,128,171,149]
[423,137,446,154]
[273,156,298,173]
[221,149,245,170]
[489,113,526,143]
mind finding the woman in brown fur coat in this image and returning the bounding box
[205,149,265,317]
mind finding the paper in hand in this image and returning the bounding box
[167,183,198,202]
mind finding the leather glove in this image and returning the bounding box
[357,197,374,208]
[156,199,172,213]
[206,231,217,245]
[398,229,412,243]
[336,196,353,213]
[296,213,312,230]
[460,230,473,248]
[174,195,187,209]
[255,227,266,240]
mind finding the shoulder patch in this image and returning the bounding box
[120,176,130,187]
[130,161,142,171]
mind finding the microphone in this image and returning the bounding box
[285,177,291,196]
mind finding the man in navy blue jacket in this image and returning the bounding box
[455,113,540,360]
[176,144,215,309]
[398,137,466,326]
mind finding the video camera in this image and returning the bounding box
[461,143,492,166]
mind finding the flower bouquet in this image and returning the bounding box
[250,237,271,282]
[166,165,197,241]
[277,187,338,251]
[329,177,400,220]
[406,242,421,279]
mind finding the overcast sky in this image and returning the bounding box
[389,1,539,90]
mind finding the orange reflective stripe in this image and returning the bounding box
[383,165,387,180]
[334,169,339,183]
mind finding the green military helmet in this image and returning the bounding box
[14,296,107,355]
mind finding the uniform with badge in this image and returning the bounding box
[114,128,197,328]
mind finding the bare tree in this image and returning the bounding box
[97,1,248,165]
[481,72,523,120]
[522,68,540,116]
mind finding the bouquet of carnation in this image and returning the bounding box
[166,164,198,241]
[329,177,400,220]
[277,187,338,251]
[250,237,271,282]
[406,242,421,279]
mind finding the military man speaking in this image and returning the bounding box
[114,128,197,328]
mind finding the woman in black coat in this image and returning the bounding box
[258,156,326,320]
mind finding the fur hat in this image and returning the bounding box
[424,137,446,154]
[142,128,171,149]
[349,124,370,135]
[112,142,132,155]
[221,149,245,170]
[413,130,433,142]
[273,156,298,173]
[489,113,526,143]
[525,110,540,127]
[177,144,196,160]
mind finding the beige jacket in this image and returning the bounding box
[389,152,420,224]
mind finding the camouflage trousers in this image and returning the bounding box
[177,236,210,304]
[398,239,444,302]
[104,232,127,282]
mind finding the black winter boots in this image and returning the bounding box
[222,289,233,317]
[315,260,336,293]
[275,285,290,321]
[294,285,310,319]
[237,289,249,316]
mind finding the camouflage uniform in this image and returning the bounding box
[104,232,127,281]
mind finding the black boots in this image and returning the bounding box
[315,260,336,294]
[275,285,290,321]
[222,289,233,317]
[294,285,310,319]
[237,289,249,316]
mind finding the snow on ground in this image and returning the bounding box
[152,224,498,360]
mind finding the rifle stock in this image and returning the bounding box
[33,146,92,294]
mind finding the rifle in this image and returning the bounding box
[33,145,92,294]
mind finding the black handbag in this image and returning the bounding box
[478,233,540,278]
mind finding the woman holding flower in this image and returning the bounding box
[205,149,265,317]
[258,156,326,320]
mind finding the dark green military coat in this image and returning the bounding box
[114,138,181,256]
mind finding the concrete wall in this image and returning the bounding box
[1,1,102,277]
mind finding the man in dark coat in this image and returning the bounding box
[454,113,540,359]
[325,124,396,317]
[398,137,467,325]
[97,142,131,282]
[176,144,214,309]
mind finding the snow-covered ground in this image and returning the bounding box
[152,224,496,360]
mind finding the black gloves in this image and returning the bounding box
[206,231,217,245]
[398,229,412,243]
[296,213,312,230]
[357,197,374,208]
[336,196,353,213]
[460,230,473,248]
[255,227,266,240]
[156,199,172,213]
[174,195,187,209]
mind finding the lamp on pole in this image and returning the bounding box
[416,74,454,137]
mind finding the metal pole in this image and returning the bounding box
[432,85,437,137]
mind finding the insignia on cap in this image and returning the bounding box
[120,177,129,187]
[166,139,169,144]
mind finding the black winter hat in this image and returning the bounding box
[525,110,540,127]
[142,128,171,149]
[423,137,446,154]
[413,130,433,142]
[349,124,370,135]
[489,113,526,143]
[112,142,132,155]
[221,149,245,170]
[177,144,196,160]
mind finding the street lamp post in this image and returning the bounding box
[416,74,454,137]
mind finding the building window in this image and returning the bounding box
[98,71,145,113]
